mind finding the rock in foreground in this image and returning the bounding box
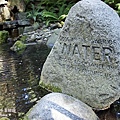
[40,0,120,110]
[27,93,99,120]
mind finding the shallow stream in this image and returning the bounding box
[0,43,51,119]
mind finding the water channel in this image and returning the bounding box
[0,43,51,119]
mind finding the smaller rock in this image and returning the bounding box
[0,117,10,120]
[3,21,18,29]
[25,42,37,46]
[33,22,40,30]
[37,39,42,44]
[18,27,24,35]
[23,22,39,33]
[17,19,31,26]
[24,26,34,33]
[36,34,42,40]
[8,0,25,12]
[29,34,36,42]
[15,12,27,20]
[116,112,120,120]
[0,0,8,5]
[0,0,9,22]
[27,93,99,120]
[10,40,26,53]
[2,5,11,21]
[50,22,63,29]
[7,37,14,46]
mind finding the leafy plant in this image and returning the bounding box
[40,0,74,26]
[116,3,120,15]
[25,0,75,26]
[24,0,31,4]
[41,11,67,26]
[26,4,42,23]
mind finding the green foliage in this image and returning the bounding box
[41,11,67,26]
[26,4,42,23]
[24,0,34,6]
[40,0,74,25]
[104,0,120,16]
[0,31,9,44]
[25,0,120,25]
[26,0,75,25]
[116,3,120,15]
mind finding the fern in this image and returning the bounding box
[42,11,58,20]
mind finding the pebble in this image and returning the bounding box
[13,26,61,45]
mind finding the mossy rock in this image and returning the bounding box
[0,31,9,44]
[0,117,10,120]
[39,81,62,92]
[10,40,26,54]
[20,35,27,42]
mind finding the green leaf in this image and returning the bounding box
[58,4,66,16]
[58,14,67,21]
[116,3,120,10]
[42,11,58,20]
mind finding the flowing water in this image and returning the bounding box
[0,43,51,119]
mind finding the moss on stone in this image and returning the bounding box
[10,40,26,54]
[0,117,10,120]
[0,30,9,44]
[20,35,27,42]
[39,81,62,92]
[23,115,29,120]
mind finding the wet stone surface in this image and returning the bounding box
[0,44,51,119]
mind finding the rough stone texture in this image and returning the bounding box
[0,0,10,22]
[40,0,120,110]
[17,19,31,26]
[3,21,18,29]
[15,12,27,20]
[27,93,99,120]
[1,5,10,21]
[8,0,25,12]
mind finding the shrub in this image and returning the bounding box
[26,0,75,25]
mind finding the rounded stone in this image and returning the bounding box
[27,93,99,120]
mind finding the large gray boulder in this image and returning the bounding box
[27,93,99,120]
[40,0,120,110]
